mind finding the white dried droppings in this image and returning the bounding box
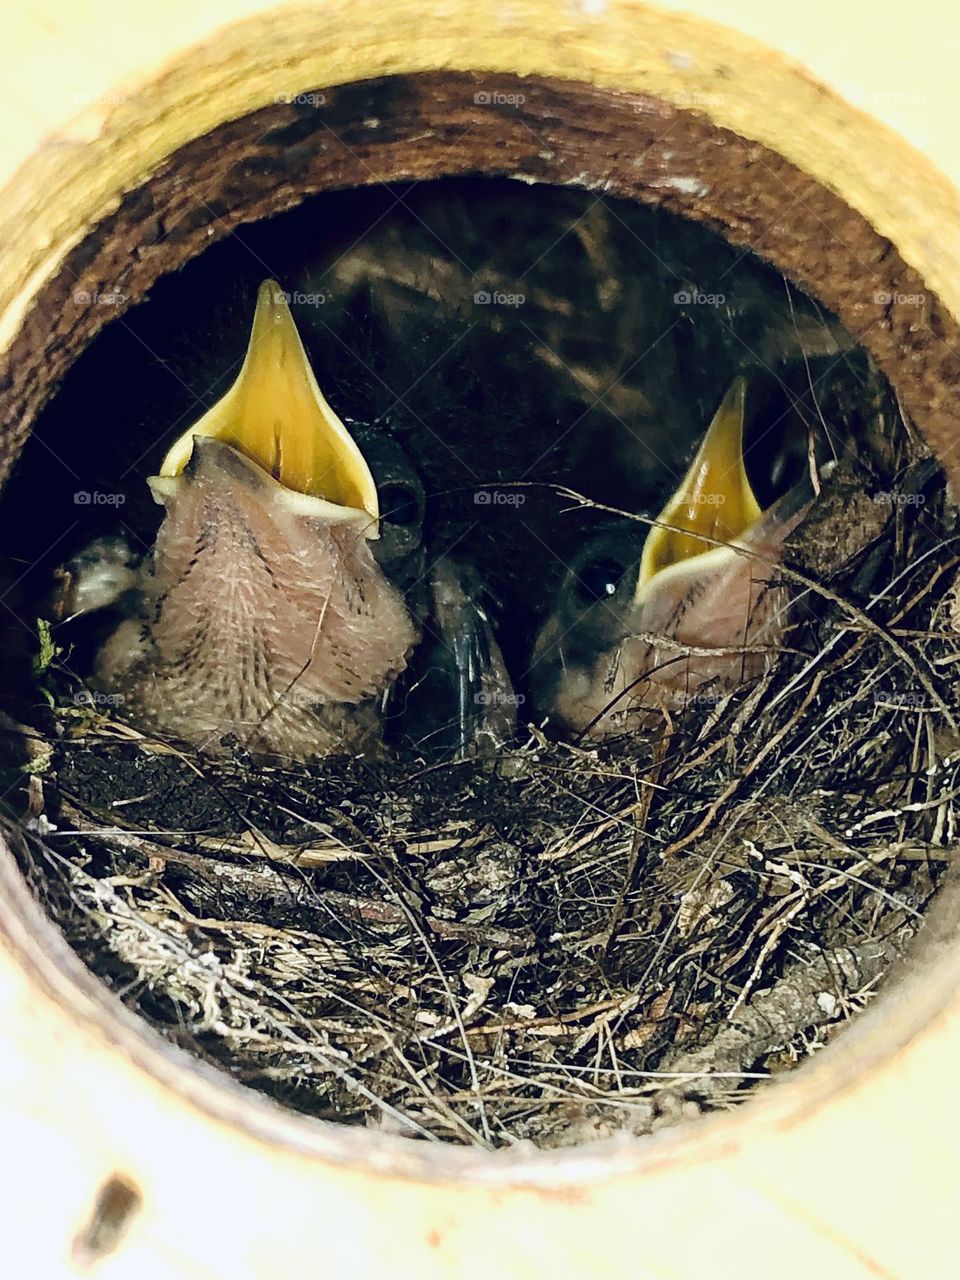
[650,175,711,198]
[816,991,839,1018]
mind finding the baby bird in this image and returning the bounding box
[92,281,418,758]
[532,378,814,738]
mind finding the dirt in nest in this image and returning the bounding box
[2,180,959,1147]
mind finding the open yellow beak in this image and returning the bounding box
[637,376,761,590]
[158,280,379,531]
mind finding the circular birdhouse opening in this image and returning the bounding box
[1,71,958,1159]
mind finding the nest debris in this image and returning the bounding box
[8,491,959,1147]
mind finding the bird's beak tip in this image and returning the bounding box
[156,278,379,526]
[637,375,761,592]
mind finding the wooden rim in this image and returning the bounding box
[2,71,958,492]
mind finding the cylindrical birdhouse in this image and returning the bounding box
[1,2,958,1277]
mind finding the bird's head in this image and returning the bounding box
[94,280,419,759]
[532,378,812,737]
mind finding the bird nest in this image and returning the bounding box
[2,180,958,1148]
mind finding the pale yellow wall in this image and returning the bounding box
[659,0,959,184]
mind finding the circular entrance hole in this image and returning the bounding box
[1,73,958,1152]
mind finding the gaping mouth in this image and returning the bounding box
[157,279,380,531]
[636,376,762,597]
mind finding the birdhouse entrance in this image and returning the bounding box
[1,72,958,1150]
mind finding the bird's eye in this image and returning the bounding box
[574,557,632,604]
[379,482,422,528]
